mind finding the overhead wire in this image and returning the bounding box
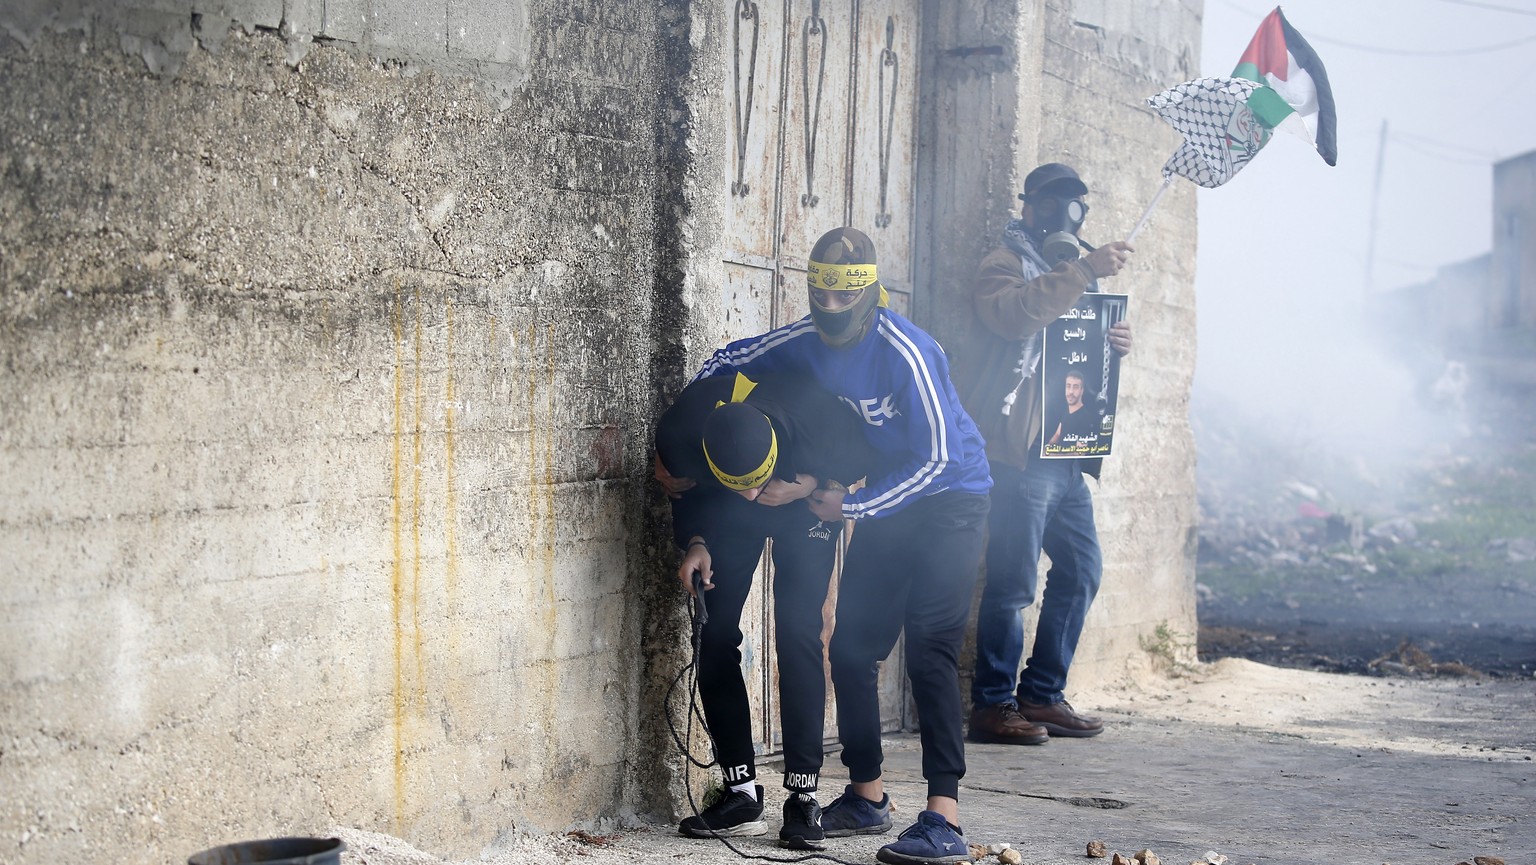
[1303,30,1536,56]
[1208,2,1535,169]
[1430,0,1536,17]
[1390,131,1502,166]
[1213,0,1536,56]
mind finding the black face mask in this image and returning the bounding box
[1027,195,1089,266]
[809,286,880,348]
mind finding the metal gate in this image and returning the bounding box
[714,0,921,759]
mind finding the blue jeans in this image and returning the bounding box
[971,456,1102,708]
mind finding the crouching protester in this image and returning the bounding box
[690,227,992,865]
[654,371,874,849]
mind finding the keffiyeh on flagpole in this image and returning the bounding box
[1127,77,1270,240]
[1127,6,1336,241]
[1150,76,1276,190]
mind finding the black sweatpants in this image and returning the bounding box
[696,496,841,794]
[829,491,989,801]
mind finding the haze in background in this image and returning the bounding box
[1185,0,1536,505]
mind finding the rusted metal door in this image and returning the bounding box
[718,0,921,759]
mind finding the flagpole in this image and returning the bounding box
[1126,174,1174,243]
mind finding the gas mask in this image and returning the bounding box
[1027,194,1089,267]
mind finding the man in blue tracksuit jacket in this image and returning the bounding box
[692,226,991,865]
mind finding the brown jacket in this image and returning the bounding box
[949,245,1098,473]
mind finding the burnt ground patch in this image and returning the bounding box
[1198,602,1536,678]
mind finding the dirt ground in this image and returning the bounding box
[1192,356,1536,683]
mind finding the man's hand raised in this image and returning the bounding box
[1081,240,1134,280]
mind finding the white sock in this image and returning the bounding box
[791,791,817,804]
[729,782,757,801]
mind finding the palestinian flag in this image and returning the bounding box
[1232,6,1338,166]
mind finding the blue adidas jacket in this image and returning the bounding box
[692,309,992,520]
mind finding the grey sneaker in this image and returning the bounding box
[820,784,892,837]
[678,785,768,838]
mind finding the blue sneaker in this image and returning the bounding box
[819,785,892,837]
[875,810,969,865]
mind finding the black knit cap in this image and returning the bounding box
[701,402,778,491]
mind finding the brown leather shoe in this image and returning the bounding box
[967,703,1048,745]
[1016,700,1104,738]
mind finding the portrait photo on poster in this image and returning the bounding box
[1040,292,1127,459]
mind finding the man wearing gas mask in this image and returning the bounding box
[949,163,1134,746]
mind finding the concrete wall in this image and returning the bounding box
[1040,0,1202,690]
[0,0,1203,862]
[917,0,1202,694]
[0,1,699,862]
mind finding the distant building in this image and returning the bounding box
[1491,149,1536,331]
[1386,148,1536,355]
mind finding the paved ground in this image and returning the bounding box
[336,660,1536,865]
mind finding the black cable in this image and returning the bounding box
[664,572,875,865]
[662,574,715,770]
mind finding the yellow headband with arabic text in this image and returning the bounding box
[807,261,891,309]
[704,433,778,491]
[703,375,778,491]
[808,261,878,291]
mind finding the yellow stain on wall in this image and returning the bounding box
[542,322,557,604]
[520,321,562,796]
[390,283,407,832]
[444,299,460,602]
[442,298,463,715]
[411,286,427,694]
[390,282,437,834]
[540,323,560,788]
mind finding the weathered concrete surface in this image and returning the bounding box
[0,1,690,862]
[1037,0,1204,698]
[918,0,1203,699]
[1,1,1207,863]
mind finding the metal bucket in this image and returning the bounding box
[187,837,345,865]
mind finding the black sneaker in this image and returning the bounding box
[679,785,768,838]
[820,784,893,837]
[778,792,826,849]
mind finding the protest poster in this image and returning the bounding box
[1039,292,1127,459]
